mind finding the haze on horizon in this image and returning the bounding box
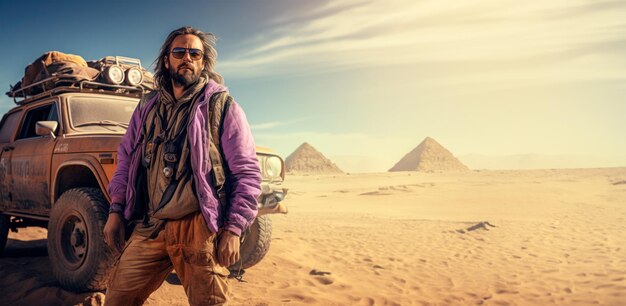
[1,0,625,172]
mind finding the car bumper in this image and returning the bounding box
[257,183,288,216]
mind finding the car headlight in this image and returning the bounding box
[104,65,125,84]
[265,156,282,179]
[125,67,143,86]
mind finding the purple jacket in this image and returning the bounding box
[108,79,262,236]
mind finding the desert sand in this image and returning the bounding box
[1,168,626,305]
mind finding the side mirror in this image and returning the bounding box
[36,121,58,139]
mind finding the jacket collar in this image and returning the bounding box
[199,78,228,105]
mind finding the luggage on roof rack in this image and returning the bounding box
[9,51,99,98]
[6,51,155,105]
[22,51,90,87]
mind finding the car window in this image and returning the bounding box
[48,103,59,122]
[68,96,137,131]
[17,103,59,140]
[0,111,23,143]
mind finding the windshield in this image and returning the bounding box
[68,96,138,132]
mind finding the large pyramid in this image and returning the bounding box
[285,142,343,174]
[389,137,469,172]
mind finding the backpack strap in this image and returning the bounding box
[208,92,233,209]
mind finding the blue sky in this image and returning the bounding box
[1,0,626,171]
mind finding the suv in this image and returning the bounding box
[0,56,288,292]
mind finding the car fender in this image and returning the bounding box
[53,157,111,205]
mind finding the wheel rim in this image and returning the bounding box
[59,210,88,270]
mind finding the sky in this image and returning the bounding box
[1,0,625,172]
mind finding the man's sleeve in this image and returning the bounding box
[107,103,143,217]
[221,100,262,236]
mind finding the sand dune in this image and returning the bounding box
[1,168,625,305]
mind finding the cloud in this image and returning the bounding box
[218,0,626,82]
[250,118,306,131]
[250,121,287,130]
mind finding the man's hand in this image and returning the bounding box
[217,230,240,267]
[103,213,126,251]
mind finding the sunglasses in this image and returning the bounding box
[170,47,203,60]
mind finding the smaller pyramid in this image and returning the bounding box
[389,137,469,172]
[286,143,343,174]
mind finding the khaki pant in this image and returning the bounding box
[105,212,231,306]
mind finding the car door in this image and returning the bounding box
[6,101,60,215]
[0,110,23,210]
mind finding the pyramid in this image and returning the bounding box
[389,137,469,172]
[285,142,343,174]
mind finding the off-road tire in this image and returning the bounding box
[229,215,272,272]
[0,215,9,255]
[47,187,114,292]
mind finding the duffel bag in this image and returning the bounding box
[11,51,99,97]
[22,51,88,87]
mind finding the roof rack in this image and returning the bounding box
[7,74,145,105]
[101,56,143,69]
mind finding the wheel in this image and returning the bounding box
[229,215,272,273]
[0,215,8,255]
[47,188,115,292]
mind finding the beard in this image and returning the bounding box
[169,63,201,88]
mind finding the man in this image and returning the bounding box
[103,26,262,305]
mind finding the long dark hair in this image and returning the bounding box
[153,26,223,88]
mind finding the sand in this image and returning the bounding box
[1,168,625,305]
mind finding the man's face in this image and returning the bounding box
[165,34,205,88]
